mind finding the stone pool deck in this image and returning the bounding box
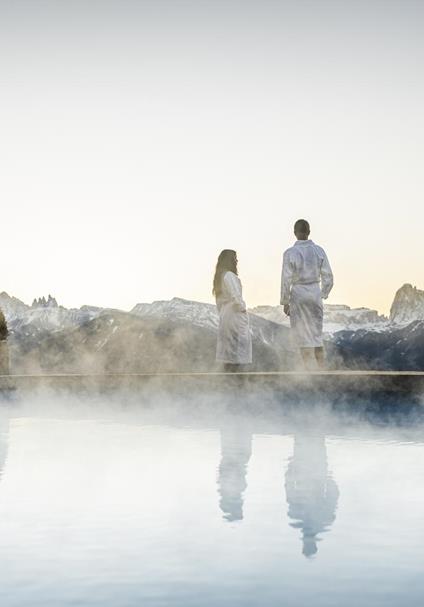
[0,371,423,400]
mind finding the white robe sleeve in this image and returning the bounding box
[280,250,293,305]
[223,273,247,312]
[320,251,334,300]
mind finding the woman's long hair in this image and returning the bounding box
[213,249,238,298]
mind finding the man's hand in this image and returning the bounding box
[283,304,290,317]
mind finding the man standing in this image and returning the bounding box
[281,219,333,369]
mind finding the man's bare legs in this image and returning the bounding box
[314,347,326,370]
[300,347,326,370]
[223,363,242,373]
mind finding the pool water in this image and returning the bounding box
[0,394,423,606]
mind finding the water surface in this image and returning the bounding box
[0,394,422,606]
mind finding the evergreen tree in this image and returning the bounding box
[0,309,8,341]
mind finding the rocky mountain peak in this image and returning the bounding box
[390,284,424,324]
[32,295,59,309]
[0,291,30,318]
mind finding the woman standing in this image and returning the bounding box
[213,249,252,371]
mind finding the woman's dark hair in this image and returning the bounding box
[212,249,238,297]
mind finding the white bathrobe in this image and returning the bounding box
[281,240,333,348]
[216,271,252,365]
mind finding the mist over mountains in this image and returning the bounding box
[1,283,423,373]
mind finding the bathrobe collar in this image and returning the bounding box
[295,239,313,245]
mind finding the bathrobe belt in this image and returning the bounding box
[292,280,320,286]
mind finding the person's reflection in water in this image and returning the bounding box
[217,423,252,522]
[285,432,339,557]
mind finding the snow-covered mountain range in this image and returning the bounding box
[3,282,422,338]
[131,299,390,335]
[1,283,424,372]
[0,291,102,336]
[249,303,388,334]
[131,298,219,331]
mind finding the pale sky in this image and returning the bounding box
[0,0,423,315]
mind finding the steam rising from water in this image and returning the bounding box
[0,385,423,605]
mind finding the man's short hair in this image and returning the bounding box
[294,219,310,235]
